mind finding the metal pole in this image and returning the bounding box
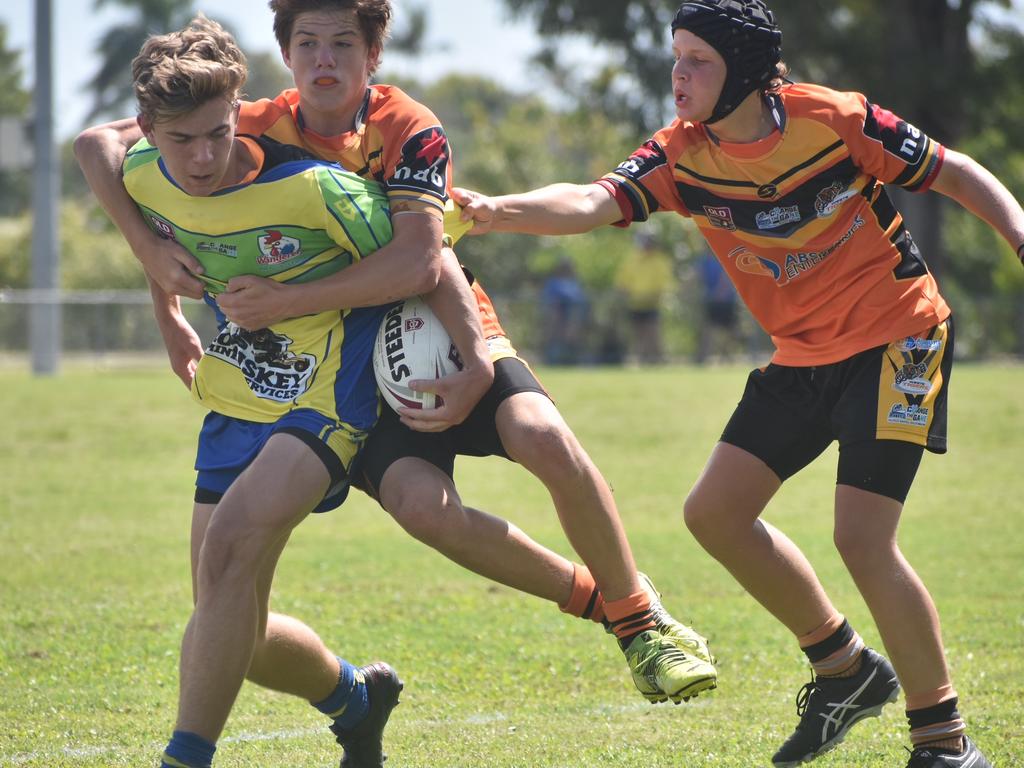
[30,0,60,375]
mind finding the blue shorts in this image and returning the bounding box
[194,408,368,513]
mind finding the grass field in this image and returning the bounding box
[1,363,1022,767]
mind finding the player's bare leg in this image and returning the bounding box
[187,504,339,700]
[497,391,717,702]
[683,441,837,633]
[379,456,575,603]
[495,391,640,602]
[176,433,331,742]
[833,484,951,697]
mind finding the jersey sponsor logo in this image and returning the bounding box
[380,304,411,382]
[391,125,449,197]
[207,324,315,401]
[887,403,929,427]
[893,362,932,394]
[615,141,668,179]
[728,246,783,282]
[197,241,238,258]
[757,183,779,200]
[814,180,859,217]
[727,215,865,287]
[864,102,927,165]
[258,229,302,266]
[704,205,737,230]
[897,337,942,353]
[149,214,177,241]
[756,205,801,230]
[782,215,865,283]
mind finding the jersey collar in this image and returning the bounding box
[703,92,786,147]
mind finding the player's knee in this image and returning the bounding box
[832,521,890,568]
[387,487,463,544]
[683,488,716,540]
[196,518,267,590]
[508,420,582,474]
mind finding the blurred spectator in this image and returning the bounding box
[695,249,742,364]
[539,259,589,365]
[614,233,675,364]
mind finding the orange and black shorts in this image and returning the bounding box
[720,317,954,502]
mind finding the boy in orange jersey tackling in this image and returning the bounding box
[454,1,1024,766]
[75,0,717,707]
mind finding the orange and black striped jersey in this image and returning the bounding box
[599,82,950,366]
[239,86,508,342]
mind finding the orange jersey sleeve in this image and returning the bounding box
[599,83,950,366]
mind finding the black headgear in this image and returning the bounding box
[671,0,782,124]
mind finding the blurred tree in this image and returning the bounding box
[0,199,144,290]
[0,22,31,215]
[0,23,29,116]
[243,50,294,101]
[85,0,196,122]
[388,3,428,54]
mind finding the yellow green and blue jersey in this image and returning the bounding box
[123,135,392,428]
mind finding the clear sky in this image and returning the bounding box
[0,0,577,139]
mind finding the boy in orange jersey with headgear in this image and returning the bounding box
[455,2,1024,766]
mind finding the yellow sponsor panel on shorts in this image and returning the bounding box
[875,320,949,445]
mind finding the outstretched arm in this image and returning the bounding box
[451,182,622,236]
[74,119,206,298]
[929,149,1024,260]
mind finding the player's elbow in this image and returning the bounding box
[72,127,101,164]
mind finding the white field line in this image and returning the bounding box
[2,699,699,765]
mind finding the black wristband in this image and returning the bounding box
[1018,242,1024,263]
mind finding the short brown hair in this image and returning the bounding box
[132,14,247,123]
[269,0,392,72]
[766,61,790,93]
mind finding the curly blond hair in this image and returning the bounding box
[132,14,247,123]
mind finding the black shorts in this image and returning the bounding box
[352,356,549,499]
[720,317,954,502]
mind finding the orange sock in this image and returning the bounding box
[604,590,656,645]
[558,564,606,623]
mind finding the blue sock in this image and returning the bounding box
[161,730,216,768]
[312,657,369,729]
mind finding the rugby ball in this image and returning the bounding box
[372,296,464,412]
